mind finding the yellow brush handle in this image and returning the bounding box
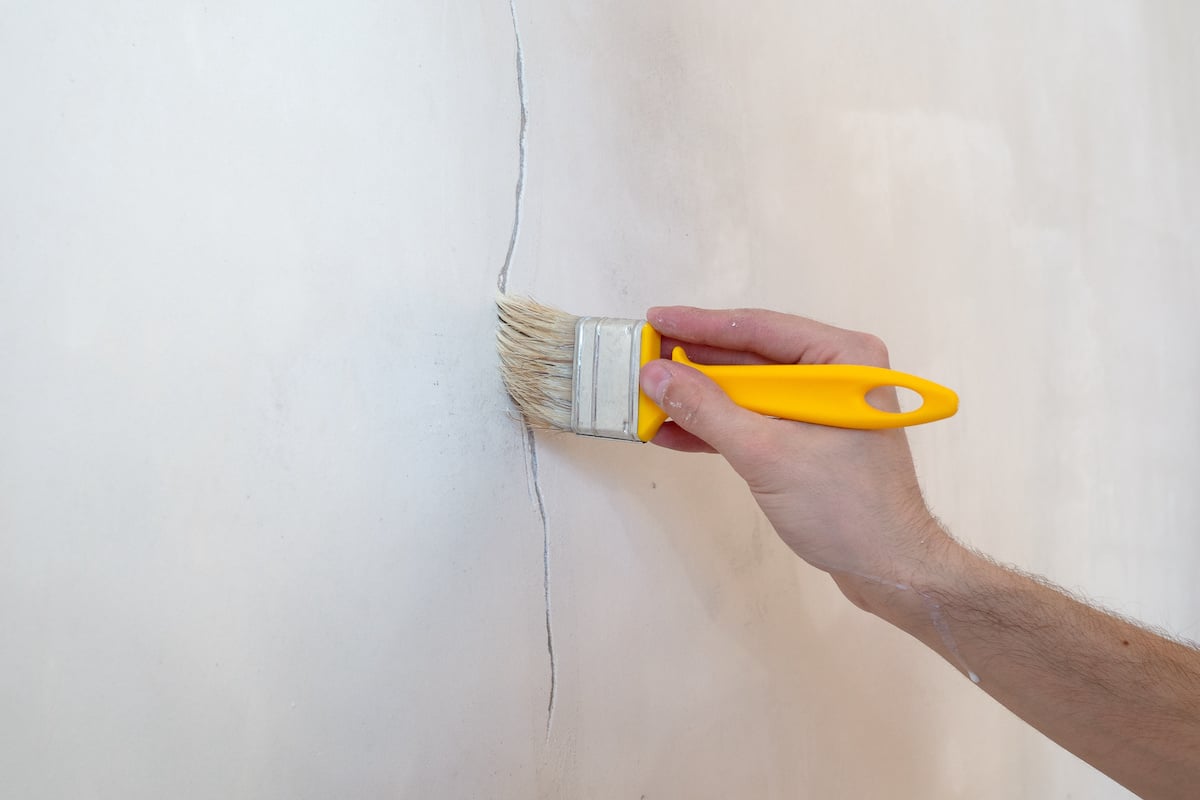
[636,325,958,441]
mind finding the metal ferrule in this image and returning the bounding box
[571,315,644,441]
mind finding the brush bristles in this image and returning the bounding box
[496,295,578,431]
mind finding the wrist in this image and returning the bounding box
[831,518,976,631]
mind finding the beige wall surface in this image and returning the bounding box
[2,2,1196,797]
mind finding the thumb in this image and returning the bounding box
[640,359,768,458]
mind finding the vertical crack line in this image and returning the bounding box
[524,423,557,738]
[496,0,528,294]
[496,0,552,738]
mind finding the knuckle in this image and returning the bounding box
[661,376,704,424]
[673,382,707,427]
[855,332,890,366]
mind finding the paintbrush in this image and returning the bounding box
[496,295,958,442]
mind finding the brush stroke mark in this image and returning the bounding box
[524,422,558,736]
[495,0,528,294]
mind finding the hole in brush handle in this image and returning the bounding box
[865,385,925,414]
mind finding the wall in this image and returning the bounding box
[1,1,1196,797]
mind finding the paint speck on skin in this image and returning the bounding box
[839,568,980,685]
[925,596,980,684]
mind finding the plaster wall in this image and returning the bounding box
[2,2,1197,797]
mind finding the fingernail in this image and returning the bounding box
[640,360,672,404]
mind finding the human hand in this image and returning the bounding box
[638,306,956,602]
[638,309,1200,798]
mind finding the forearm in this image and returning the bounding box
[847,532,1200,800]
[638,306,1200,795]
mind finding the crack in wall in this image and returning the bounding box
[525,423,557,737]
[495,0,528,295]
[496,0,557,738]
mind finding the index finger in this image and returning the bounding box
[646,306,890,367]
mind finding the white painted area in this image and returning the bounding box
[1,2,1196,797]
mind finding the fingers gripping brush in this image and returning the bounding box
[496,296,958,442]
